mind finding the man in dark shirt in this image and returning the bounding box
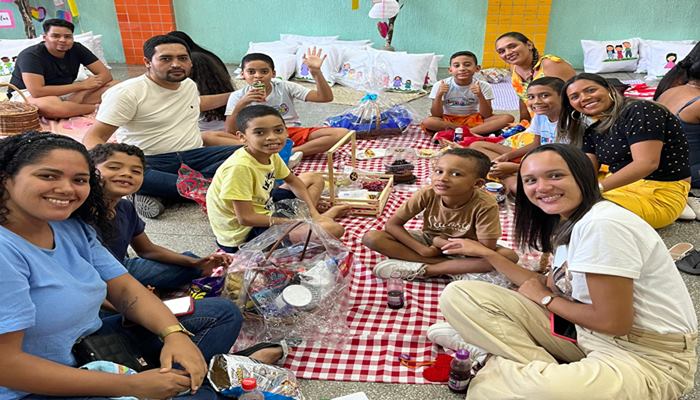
[9,18,117,119]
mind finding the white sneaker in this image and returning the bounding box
[128,194,165,219]
[678,203,696,221]
[288,151,303,169]
[373,259,427,280]
[687,197,700,220]
[426,322,488,364]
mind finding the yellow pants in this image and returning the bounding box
[440,281,698,400]
[601,178,689,229]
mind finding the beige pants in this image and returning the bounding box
[440,280,697,400]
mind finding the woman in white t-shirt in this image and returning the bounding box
[435,143,697,399]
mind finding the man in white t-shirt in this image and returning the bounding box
[83,35,238,218]
[201,52,348,157]
[421,51,513,136]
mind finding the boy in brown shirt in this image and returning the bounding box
[363,148,517,280]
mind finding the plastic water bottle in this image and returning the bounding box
[453,127,464,143]
[386,270,405,309]
[239,378,264,400]
[448,349,473,393]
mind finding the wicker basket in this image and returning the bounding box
[0,82,40,136]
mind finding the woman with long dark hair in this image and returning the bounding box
[435,144,697,399]
[558,73,690,228]
[495,32,575,120]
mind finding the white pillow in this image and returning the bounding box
[647,42,697,78]
[247,40,298,55]
[636,39,697,73]
[581,38,641,73]
[335,47,375,89]
[294,43,343,86]
[331,39,373,48]
[280,34,339,45]
[373,50,433,91]
[426,54,444,87]
[74,33,110,68]
[0,37,43,58]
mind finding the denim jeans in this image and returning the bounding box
[141,145,241,199]
[23,297,241,400]
[123,251,203,290]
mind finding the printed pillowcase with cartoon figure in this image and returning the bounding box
[581,37,641,73]
[645,41,697,78]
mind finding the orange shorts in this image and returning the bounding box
[287,127,321,146]
[421,113,484,133]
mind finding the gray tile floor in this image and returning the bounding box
[110,65,699,399]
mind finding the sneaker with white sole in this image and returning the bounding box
[678,203,696,221]
[128,194,165,219]
[688,197,700,220]
[288,151,304,170]
[373,259,427,280]
[427,322,488,364]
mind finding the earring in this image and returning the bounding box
[570,110,582,120]
[608,92,616,104]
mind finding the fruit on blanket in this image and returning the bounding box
[362,180,386,192]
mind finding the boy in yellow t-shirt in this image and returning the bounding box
[206,105,346,252]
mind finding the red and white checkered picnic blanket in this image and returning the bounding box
[283,128,542,383]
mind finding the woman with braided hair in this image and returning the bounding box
[495,32,575,121]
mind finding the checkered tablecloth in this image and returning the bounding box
[282,129,542,383]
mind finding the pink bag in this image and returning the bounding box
[176,163,211,213]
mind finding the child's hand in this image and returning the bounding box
[437,81,449,98]
[432,236,450,249]
[470,82,482,97]
[493,153,510,163]
[194,253,233,276]
[441,238,493,258]
[303,47,327,72]
[418,245,442,258]
[241,86,266,105]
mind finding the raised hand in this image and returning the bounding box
[437,81,449,98]
[303,47,327,72]
[470,82,482,97]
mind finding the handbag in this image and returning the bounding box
[72,333,155,372]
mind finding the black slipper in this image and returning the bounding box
[233,341,289,364]
[676,250,700,275]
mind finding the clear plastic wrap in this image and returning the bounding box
[222,200,352,346]
[208,354,304,399]
[325,59,419,139]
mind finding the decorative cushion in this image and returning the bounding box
[280,34,339,45]
[335,47,375,89]
[426,55,444,87]
[247,40,298,55]
[647,41,697,78]
[581,38,641,73]
[294,43,343,86]
[372,49,433,91]
[637,39,697,73]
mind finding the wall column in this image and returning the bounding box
[114,0,176,64]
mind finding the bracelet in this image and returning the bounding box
[268,214,273,227]
[598,182,605,192]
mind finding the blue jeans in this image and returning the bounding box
[141,145,241,199]
[24,298,241,400]
[686,130,700,189]
[124,251,203,290]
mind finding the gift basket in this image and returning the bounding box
[208,354,304,399]
[324,60,418,140]
[223,200,352,346]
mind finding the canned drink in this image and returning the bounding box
[252,81,265,92]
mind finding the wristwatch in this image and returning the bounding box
[540,294,556,308]
[159,323,194,341]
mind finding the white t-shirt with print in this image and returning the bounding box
[428,76,494,116]
[551,201,697,334]
[97,75,203,155]
[224,80,311,127]
[526,113,561,145]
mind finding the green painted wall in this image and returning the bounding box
[547,0,700,69]
[172,0,488,67]
[0,0,124,63]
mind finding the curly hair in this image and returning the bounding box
[89,142,146,168]
[0,132,112,238]
[190,52,235,122]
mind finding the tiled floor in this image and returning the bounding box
[110,64,698,400]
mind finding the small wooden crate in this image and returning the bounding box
[319,130,394,217]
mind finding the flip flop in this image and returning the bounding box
[233,340,289,365]
[676,250,700,275]
[669,242,694,261]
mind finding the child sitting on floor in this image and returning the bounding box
[206,104,346,253]
[470,77,565,193]
[362,148,517,281]
[421,51,514,136]
[90,143,229,290]
[204,50,348,158]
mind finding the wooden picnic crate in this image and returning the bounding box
[319,130,394,217]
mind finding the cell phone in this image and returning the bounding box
[163,296,195,317]
[550,312,577,343]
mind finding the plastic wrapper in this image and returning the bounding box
[325,60,420,139]
[208,354,304,399]
[176,163,211,213]
[223,200,352,346]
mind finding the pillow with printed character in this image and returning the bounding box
[646,41,697,78]
[581,38,641,73]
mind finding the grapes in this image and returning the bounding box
[362,180,386,192]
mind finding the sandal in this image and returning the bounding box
[233,340,289,365]
[669,242,694,261]
[676,250,700,275]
